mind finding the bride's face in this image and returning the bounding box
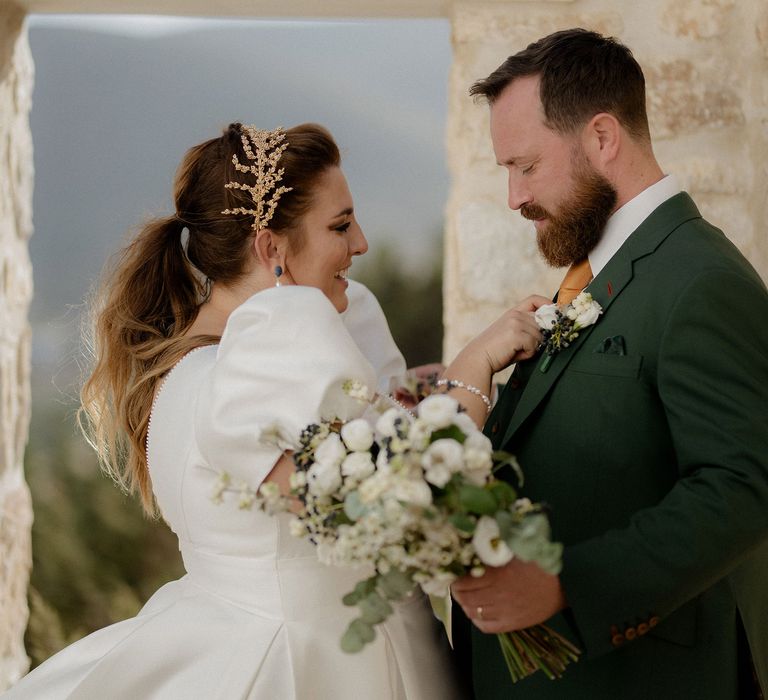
[285,167,368,313]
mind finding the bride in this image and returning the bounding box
[5,123,543,699]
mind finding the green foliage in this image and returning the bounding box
[353,236,444,367]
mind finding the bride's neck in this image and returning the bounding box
[186,279,266,338]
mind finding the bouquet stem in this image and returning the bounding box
[497,624,580,682]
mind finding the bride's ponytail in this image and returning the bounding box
[79,213,211,513]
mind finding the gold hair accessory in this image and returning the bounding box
[222,126,293,231]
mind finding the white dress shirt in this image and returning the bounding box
[588,175,682,277]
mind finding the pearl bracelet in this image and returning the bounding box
[435,378,492,414]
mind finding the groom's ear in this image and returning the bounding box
[253,228,285,268]
[583,112,621,167]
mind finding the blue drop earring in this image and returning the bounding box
[274,265,283,287]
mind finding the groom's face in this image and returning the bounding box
[489,75,617,267]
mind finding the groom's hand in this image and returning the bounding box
[451,559,567,634]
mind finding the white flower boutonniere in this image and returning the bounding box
[535,292,603,373]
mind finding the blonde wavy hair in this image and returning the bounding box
[79,123,340,514]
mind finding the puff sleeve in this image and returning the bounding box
[342,280,407,394]
[195,286,378,486]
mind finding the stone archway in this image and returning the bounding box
[2,0,766,688]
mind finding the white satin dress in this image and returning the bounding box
[5,281,462,700]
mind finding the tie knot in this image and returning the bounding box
[558,258,593,306]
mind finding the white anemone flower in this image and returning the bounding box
[341,452,376,481]
[418,394,460,430]
[376,408,403,438]
[422,439,464,488]
[341,418,374,452]
[472,515,514,567]
[307,460,342,497]
[314,432,347,467]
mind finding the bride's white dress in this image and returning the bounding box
[5,281,462,700]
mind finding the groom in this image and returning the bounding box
[451,29,768,699]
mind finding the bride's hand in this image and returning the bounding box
[464,295,549,374]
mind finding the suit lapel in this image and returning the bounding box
[498,192,701,448]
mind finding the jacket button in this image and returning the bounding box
[509,378,520,389]
[649,616,660,628]
[637,623,649,636]
[491,422,500,434]
[625,627,637,641]
[611,633,625,647]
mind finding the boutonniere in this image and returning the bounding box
[534,292,603,373]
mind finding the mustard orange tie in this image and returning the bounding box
[557,258,593,306]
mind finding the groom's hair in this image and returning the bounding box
[470,28,651,142]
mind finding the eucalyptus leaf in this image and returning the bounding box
[449,512,476,534]
[340,625,364,653]
[359,591,394,624]
[458,484,498,515]
[344,491,368,521]
[495,510,514,541]
[430,425,466,444]
[488,480,517,506]
[379,568,416,599]
[492,451,524,487]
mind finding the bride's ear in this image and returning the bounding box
[253,228,285,269]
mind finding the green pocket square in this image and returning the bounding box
[594,335,627,356]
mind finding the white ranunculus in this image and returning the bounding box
[341,418,374,452]
[423,462,452,488]
[464,430,492,453]
[418,394,460,430]
[376,408,403,438]
[392,477,433,508]
[565,307,579,321]
[419,571,457,598]
[314,433,347,467]
[307,459,342,497]
[463,449,493,486]
[341,452,376,481]
[574,303,601,328]
[422,439,464,488]
[534,303,559,330]
[472,515,514,567]
[452,411,479,437]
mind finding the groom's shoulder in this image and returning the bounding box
[650,195,764,288]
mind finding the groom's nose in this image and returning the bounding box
[507,172,532,211]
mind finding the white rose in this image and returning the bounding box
[534,303,559,330]
[423,462,452,488]
[418,394,460,430]
[419,571,457,598]
[472,515,514,567]
[392,477,433,508]
[376,408,403,438]
[341,452,375,480]
[307,459,342,496]
[340,418,374,452]
[463,449,493,486]
[452,411,479,437]
[574,303,601,328]
[314,433,346,466]
[565,307,579,321]
[423,439,464,471]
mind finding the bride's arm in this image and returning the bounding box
[440,295,548,427]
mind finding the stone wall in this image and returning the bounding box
[0,2,34,691]
[444,0,768,361]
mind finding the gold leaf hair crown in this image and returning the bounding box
[222,125,293,231]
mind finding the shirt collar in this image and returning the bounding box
[588,174,681,277]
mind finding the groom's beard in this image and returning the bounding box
[522,152,618,268]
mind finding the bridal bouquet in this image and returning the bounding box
[273,388,579,682]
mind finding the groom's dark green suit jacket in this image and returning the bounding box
[461,193,768,699]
